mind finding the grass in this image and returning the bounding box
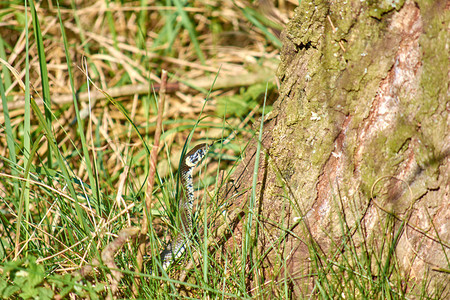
[0,0,447,299]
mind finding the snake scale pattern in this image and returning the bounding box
[158,143,210,272]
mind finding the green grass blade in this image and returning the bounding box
[30,97,90,234]
[0,70,19,198]
[29,0,53,167]
[69,0,100,79]
[241,83,268,293]
[104,0,119,49]
[0,37,12,90]
[241,7,282,48]
[15,0,32,257]
[173,0,206,63]
[56,0,101,214]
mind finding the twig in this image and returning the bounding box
[102,227,140,299]
[73,227,140,299]
[327,15,346,52]
[135,70,168,290]
[1,68,275,111]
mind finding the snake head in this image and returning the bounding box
[184,143,210,167]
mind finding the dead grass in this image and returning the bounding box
[0,0,296,298]
[0,0,293,187]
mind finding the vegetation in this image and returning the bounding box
[0,0,285,298]
[0,0,446,299]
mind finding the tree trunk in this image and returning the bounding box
[226,0,449,297]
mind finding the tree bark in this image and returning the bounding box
[226,0,449,297]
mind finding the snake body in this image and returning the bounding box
[159,143,210,271]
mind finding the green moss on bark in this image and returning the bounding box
[235,0,449,294]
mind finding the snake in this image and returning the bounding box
[157,142,211,272]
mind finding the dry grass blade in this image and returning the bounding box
[73,227,140,298]
[102,227,140,299]
[0,0,295,297]
[136,70,168,287]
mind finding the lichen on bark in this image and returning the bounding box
[226,0,449,297]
